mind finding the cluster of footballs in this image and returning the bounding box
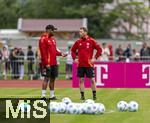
[49,97,139,115]
[49,97,105,114]
[117,100,139,112]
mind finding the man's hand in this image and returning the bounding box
[62,53,67,57]
[46,65,50,68]
[90,58,95,64]
[104,51,109,56]
[74,59,78,64]
[96,56,100,61]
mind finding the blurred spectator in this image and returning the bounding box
[100,43,110,61]
[18,48,25,80]
[0,49,2,60]
[115,44,124,61]
[108,44,113,61]
[140,42,150,61]
[9,48,19,79]
[35,48,41,79]
[0,49,2,79]
[65,46,73,80]
[27,45,35,80]
[132,49,140,61]
[2,46,10,80]
[123,44,132,62]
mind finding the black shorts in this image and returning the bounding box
[77,67,94,78]
[41,65,58,78]
[66,64,72,72]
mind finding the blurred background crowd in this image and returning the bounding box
[0,41,150,80]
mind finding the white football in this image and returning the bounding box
[84,99,95,104]
[117,101,128,111]
[58,102,66,113]
[92,103,101,114]
[97,103,105,114]
[62,97,72,105]
[66,103,78,114]
[82,103,88,113]
[128,101,139,112]
[49,102,59,113]
[84,103,94,114]
[75,103,83,114]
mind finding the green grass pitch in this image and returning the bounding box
[0,88,150,123]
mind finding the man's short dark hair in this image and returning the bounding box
[45,24,57,31]
[28,45,32,49]
[80,27,88,33]
[102,43,107,47]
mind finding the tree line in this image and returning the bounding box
[0,0,149,39]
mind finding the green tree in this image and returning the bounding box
[18,0,64,18]
[0,0,112,38]
[61,0,112,38]
[0,0,18,28]
[0,0,149,40]
[106,1,150,40]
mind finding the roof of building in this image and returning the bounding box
[18,18,87,32]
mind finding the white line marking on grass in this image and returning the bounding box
[105,110,115,114]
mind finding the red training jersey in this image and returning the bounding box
[71,35,102,67]
[39,33,62,67]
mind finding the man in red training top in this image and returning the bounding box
[71,27,102,100]
[39,24,64,100]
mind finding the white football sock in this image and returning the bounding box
[42,90,46,97]
[50,90,55,98]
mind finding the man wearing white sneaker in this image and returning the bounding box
[39,24,65,100]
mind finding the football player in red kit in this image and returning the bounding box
[39,24,65,100]
[71,27,102,100]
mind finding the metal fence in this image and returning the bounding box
[0,58,67,80]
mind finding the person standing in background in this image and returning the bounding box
[140,42,150,61]
[65,46,73,80]
[100,43,110,62]
[9,48,19,79]
[18,48,25,80]
[123,43,132,62]
[0,49,2,79]
[108,44,113,61]
[2,46,10,80]
[115,44,124,61]
[35,48,41,79]
[27,45,35,80]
